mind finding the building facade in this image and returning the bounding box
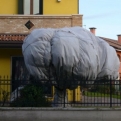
[0,0,82,102]
[0,0,81,78]
[0,15,82,78]
[0,0,79,15]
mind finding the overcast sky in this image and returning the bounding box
[79,0,121,40]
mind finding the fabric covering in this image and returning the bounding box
[22,26,120,89]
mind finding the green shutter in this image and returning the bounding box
[18,0,23,14]
[39,0,43,14]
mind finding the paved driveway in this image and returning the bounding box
[72,96,121,107]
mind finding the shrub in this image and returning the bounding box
[10,84,51,107]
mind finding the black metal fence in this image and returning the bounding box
[0,78,121,108]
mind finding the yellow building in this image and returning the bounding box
[0,0,79,15]
[0,0,81,103]
[0,0,18,14]
[43,0,79,15]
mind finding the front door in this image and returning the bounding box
[11,56,29,91]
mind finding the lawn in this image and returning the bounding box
[84,91,121,99]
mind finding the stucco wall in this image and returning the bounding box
[43,0,78,14]
[0,0,78,15]
[0,49,22,77]
[0,15,83,33]
[0,0,18,14]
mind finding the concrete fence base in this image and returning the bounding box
[0,108,121,121]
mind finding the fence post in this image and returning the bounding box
[63,88,66,108]
[110,80,112,108]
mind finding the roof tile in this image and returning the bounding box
[0,33,28,42]
[0,33,121,50]
[99,37,121,50]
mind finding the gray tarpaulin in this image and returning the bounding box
[22,26,120,89]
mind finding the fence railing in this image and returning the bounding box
[0,79,121,108]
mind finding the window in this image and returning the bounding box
[18,0,43,14]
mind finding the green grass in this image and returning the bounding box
[84,91,121,99]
